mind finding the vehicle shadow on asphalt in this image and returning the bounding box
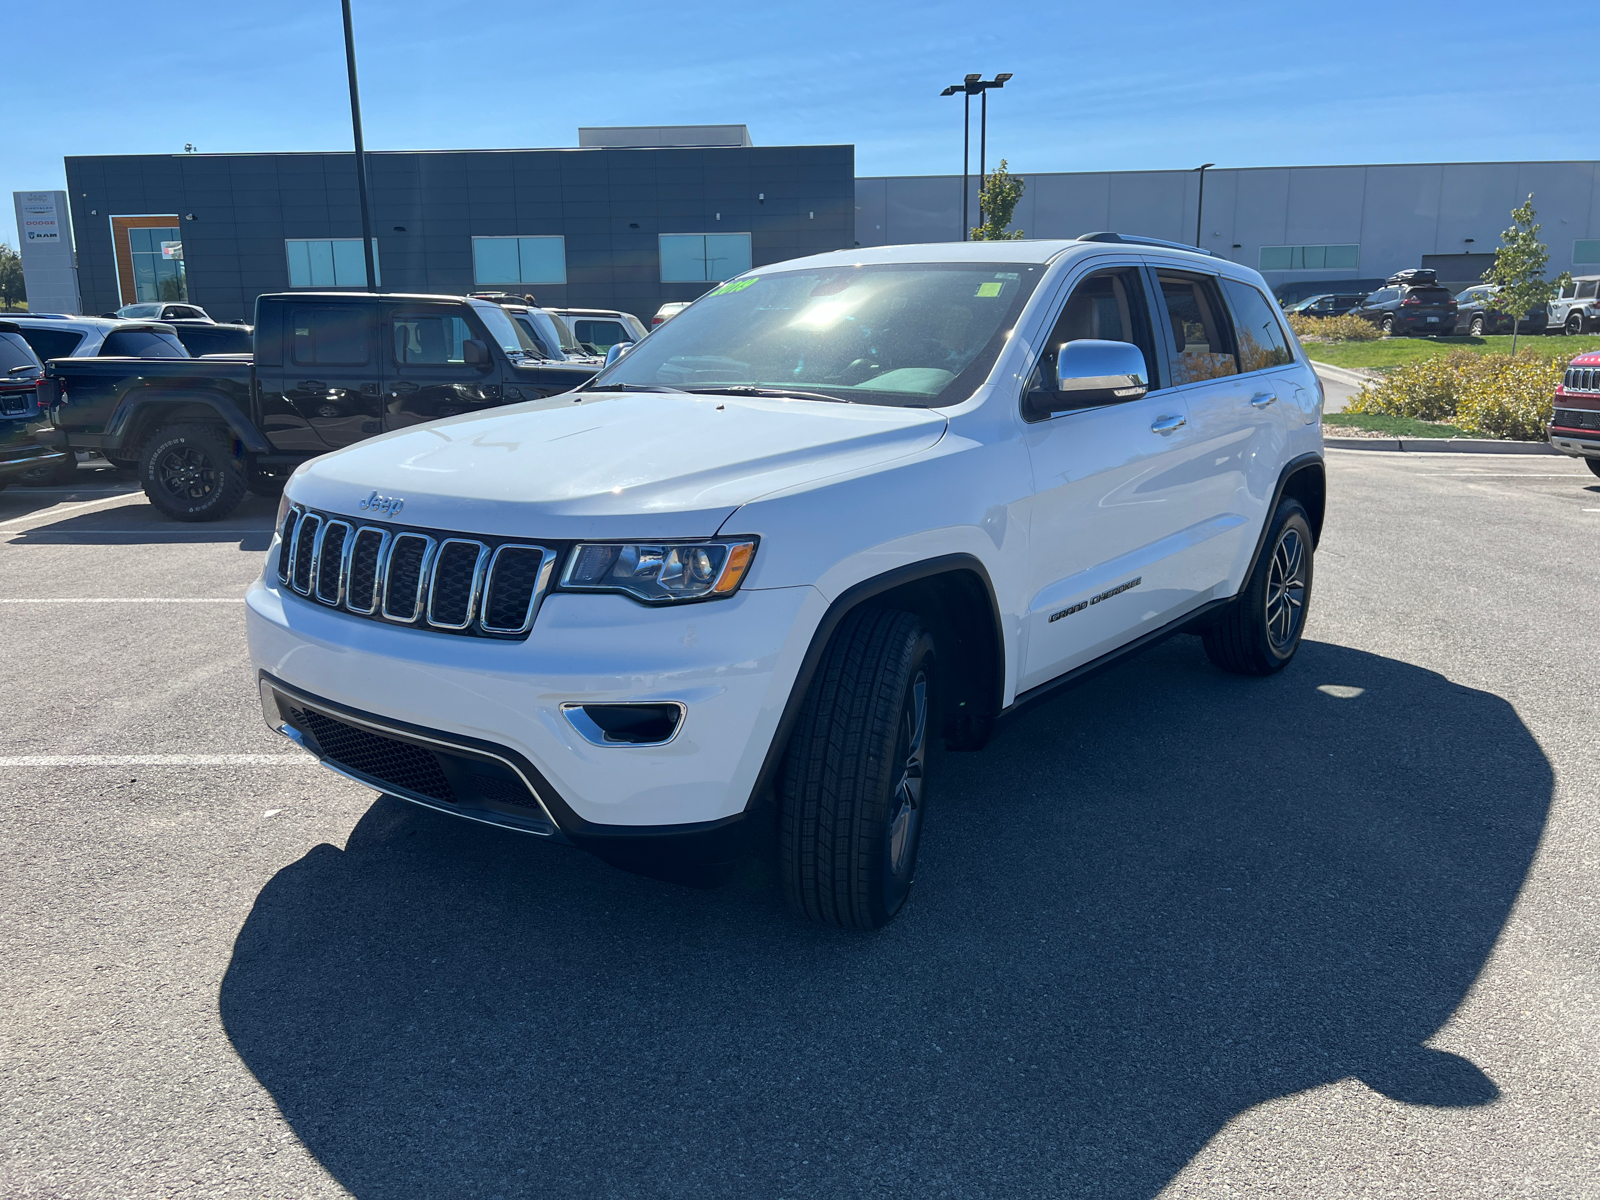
[220,636,1550,1199]
[3,491,276,550]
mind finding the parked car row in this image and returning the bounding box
[1286,267,1599,336]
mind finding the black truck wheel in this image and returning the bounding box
[139,423,246,522]
[778,607,936,929]
[1203,499,1314,676]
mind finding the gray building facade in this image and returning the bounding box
[856,160,1600,298]
[64,142,854,322]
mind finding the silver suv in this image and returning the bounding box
[1549,276,1600,336]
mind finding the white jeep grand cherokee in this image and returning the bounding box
[249,234,1324,929]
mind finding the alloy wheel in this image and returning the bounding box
[883,670,928,893]
[1265,528,1307,651]
[157,445,218,502]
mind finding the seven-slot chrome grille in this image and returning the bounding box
[1563,366,1598,394]
[276,504,559,639]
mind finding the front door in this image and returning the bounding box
[383,304,503,431]
[278,302,385,449]
[1019,261,1214,694]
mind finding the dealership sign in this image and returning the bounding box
[20,192,61,243]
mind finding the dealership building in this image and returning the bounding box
[16,126,1600,321]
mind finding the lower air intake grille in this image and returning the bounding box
[290,706,457,803]
[1554,407,1600,432]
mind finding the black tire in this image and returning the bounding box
[778,608,936,929]
[1381,314,1397,336]
[138,423,246,522]
[1567,313,1584,336]
[1469,315,1485,337]
[1203,499,1314,676]
[18,452,78,487]
[1586,458,1600,480]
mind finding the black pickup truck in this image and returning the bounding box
[36,292,597,520]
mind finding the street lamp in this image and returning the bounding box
[1195,162,1214,250]
[341,0,379,292]
[940,73,1013,240]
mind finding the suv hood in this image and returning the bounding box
[289,391,948,539]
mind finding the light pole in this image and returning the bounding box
[1194,162,1214,250]
[941,73,1012,240]
[341,0,378,292]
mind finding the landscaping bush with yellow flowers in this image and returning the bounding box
[1285,312,1381,342]
[1345,349,1563,439]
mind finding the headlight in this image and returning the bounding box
[560,538,757,603]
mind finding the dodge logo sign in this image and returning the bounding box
[358,490,405,518]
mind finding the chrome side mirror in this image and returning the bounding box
[1028,339,1149,418]
[604,341,634,368]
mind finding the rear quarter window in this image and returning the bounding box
[99,330,190,358]
[16,328,86,361]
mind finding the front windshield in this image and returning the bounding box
[545,312,581,354]
[470,301,538,357]
[591,262,1044,407]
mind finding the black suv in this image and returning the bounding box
[1353,271,1459,336]
[0,322,75,489]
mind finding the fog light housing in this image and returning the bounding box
[562,702,685,746]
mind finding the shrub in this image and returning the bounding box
[1345,349,1563,439]
[1285,312,1380,342]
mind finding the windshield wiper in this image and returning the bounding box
[684,385,853,405]
[581,382,687,394]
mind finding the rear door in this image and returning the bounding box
[382,303,503,431]
[275,302,385,449]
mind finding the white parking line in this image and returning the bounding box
[0,598,243,604]
[0,754,314,766]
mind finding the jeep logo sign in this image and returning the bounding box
[358,490,405,518]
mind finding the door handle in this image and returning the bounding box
[296,380,325,391]
[1150,414,1187,434]
[1250,392,1278,408]
[390,382,419,396]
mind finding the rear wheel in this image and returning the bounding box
[1203,499,1314,676]
[138,423,246,522]
[778,608,935,929]
[1469,315,1485,337]
[1382,314,1397,336]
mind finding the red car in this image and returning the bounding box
[1550,351,1600,478]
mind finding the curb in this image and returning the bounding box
[1311,362,1383,388]
[1325,436,1558,454]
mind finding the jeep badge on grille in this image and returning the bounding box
[358,491,405,518]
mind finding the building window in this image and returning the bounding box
[660,233,752,283]
[1575,240,1600,266]
[1259,244,1359,272]
[472,236,567,286]
[111,217,188,305]
[286,239,379,288]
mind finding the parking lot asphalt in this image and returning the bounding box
[1,452,1597,1199]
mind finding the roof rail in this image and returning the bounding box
[2,312,73,319]
[1077,232,1214,257]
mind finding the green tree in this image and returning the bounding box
[971,159,1026,241]
[1482,195,1570,354]
[0,242,25,310]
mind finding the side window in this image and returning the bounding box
[1221,279,1294,372]
[1578,281,1598,301]
[573,319,628,350]
[16,328,85,360]
[1560,283,1577,300]
[1158,273,1238,384]
[291,307,371,366]
[392,312,474,366]
[1027,266,1159,396]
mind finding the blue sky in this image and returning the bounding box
[7,0,1592,247]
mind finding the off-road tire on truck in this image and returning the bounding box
[778,607,936,929]
[138,423,247,522]
[1202,498,1314,676]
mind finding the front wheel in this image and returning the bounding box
[1567,313,1585,336]
[138,423,246,522]
[1203,499,1314,676]
[1585,458,1600,480]
[1382,315,1397,336]
[778,608,935,929]
[1469,315,1485,337]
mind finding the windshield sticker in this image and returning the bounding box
[710,278,759,297]
[975,281,1005,298]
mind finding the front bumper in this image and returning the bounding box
[245,569,824,849]
[1550,428,1600,459]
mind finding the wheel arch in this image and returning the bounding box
[1246,453,1325,579]
[109,390,270,456]
[743,553,1007,820]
